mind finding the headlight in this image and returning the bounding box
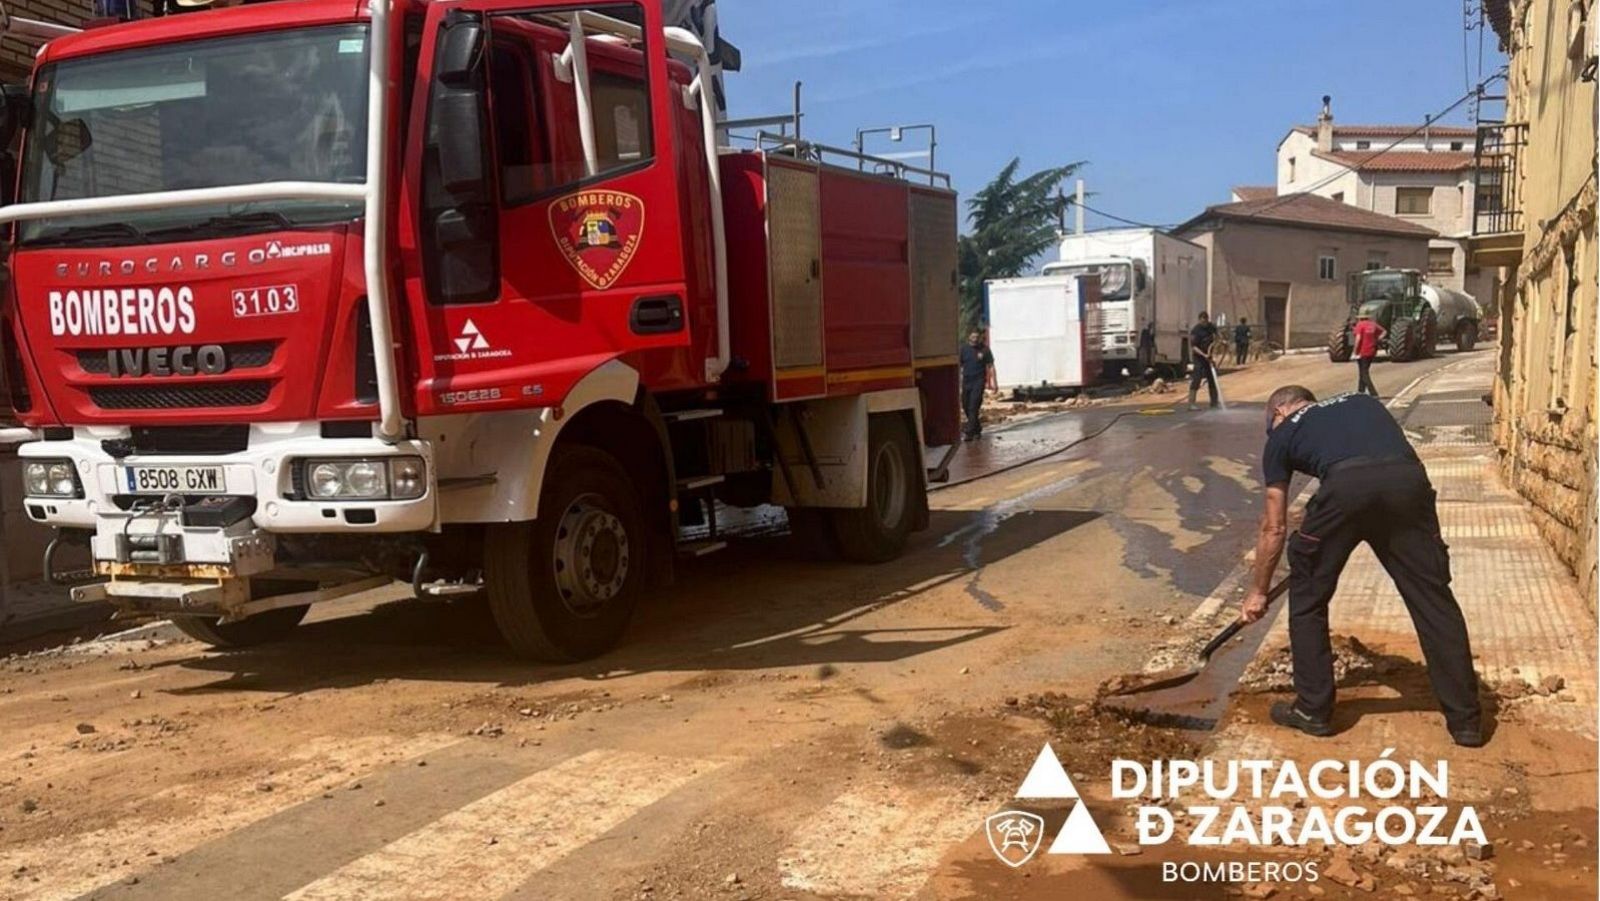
[23,459,80,498]
[300,457,425,500]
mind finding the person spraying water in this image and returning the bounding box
[1186,312,1227,411]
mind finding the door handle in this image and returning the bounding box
[630,295,684,335]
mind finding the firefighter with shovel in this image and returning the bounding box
[1240,385,1484,747]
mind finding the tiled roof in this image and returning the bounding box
[1175,192,1437,239]
[1313,150,1476,172]
[1291,123,1477,138]
[1231,185,1276,201]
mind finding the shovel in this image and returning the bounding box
[1100,578,1289,698]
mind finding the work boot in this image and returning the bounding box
[1450,727,1485,748]
[1186,389,1199,411]
[1269,701,1334,737]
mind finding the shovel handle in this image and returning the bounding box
[1198,578,1290,662]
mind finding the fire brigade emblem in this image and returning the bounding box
[549,189,645,289]
[985,810,1045,868]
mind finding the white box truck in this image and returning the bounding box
[986,274,1103,398]
[1043,228,1207,378]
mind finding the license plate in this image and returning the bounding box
[122,465,227,495]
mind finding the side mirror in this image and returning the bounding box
[421,11,498,305]
[435,15,484,86]
[44,117,91,166]
[0,84,31,149]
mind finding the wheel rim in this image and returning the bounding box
[551,493,630,619]
[870,439,908,530]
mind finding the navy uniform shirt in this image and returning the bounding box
[959,343,993,386]
[1190,321,1218,357]
[1262,393,1418,486]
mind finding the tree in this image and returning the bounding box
[957,158,1085,332]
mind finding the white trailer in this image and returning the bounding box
[1043,228,1206,377]
[985,274,1101,397]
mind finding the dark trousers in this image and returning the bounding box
[1356,357,1379,396]
[1288,458,1481,732]
[962,382,985,438]
[1188,355,1218,404]
[1235,341,1249,365]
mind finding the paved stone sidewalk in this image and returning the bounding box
[1218,351,1597,744]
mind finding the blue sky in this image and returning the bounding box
[717,0,1506,231]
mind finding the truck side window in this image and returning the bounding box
[488,38,543,205]
[489,8,654,199]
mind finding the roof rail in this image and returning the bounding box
[752,130,950,188]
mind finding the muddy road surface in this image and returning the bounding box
[1,354,1480,900]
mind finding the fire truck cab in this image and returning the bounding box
[0,0,961,660]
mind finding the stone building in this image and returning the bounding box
[1174,193,1433,349]
[1471,0,1598,606]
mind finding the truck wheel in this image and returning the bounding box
[172,582,310,649]
[1388,318,1418,362]
[1456,321,1478,352]
[486,445,645,662]
[832,417,918,563]
[1327,324,1353,363]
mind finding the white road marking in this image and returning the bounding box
[778,785,985,898]
[283,749,729,901]
[0,733,460,901]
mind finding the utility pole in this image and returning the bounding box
[1075,179,1085,235]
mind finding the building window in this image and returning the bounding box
[1318,255,1337,281]
[1366,257,1386,271]
[1395,187,1432,215]
[1331,191,1345,203]
[1355,140,1371,150]
[1288,157,1296,182]
[1428,247,1455,275]
[1449,141,1464,151]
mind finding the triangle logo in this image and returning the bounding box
[1047,801,1112,855]
[456,320,490,354]
[1015,743,1078,799]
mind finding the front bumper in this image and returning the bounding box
[19,422,437,578]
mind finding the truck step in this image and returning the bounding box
[677,539,727,558]
[662,408,723,424]
[676,474,726,492]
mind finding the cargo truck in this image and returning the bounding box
[0,0,961,661]
[1042,227,1205,378]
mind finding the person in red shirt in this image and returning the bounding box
[1351,313,1386,397]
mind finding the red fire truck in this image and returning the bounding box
[0,0,960,660]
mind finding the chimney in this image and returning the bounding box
[1316,95,1334,152]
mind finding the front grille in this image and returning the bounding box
[89,381,271,410]
[76,341,276,374]
[130,424,250,455]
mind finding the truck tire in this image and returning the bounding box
[831,416,918,564]
[1327,324,1353,363]
[1456,320,1479,352]
[172,581,310,649]
[486,445,645,662]
[1388,318,1418,362]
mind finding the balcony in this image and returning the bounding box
[1469,121,1526,267]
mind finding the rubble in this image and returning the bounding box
[1238,635,1391,693]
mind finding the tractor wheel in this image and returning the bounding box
[1420,307,1440,358]
[1388,318,1419,363]
[1327,324,1353,363]
[1456,320,1479,352]
[831,416,919,563]
[486,445,646,662]
[172,580,312,649]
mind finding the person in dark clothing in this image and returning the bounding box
[1186,312,1219,410]
[1240,386,1483,747]
[1138,324,1156,371]
[959,330,994,441]
[1233,318,1252,366]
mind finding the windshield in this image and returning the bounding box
[1355,272,1413,305]
[19,24,370,244]
[1046,262,1132,301]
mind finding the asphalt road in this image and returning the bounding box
[0,350,1472,901]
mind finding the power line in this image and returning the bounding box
[1065,198,1177,232]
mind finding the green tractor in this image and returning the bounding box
[1327,269,1439,363]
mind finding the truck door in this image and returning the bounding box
[401,1,691,416]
